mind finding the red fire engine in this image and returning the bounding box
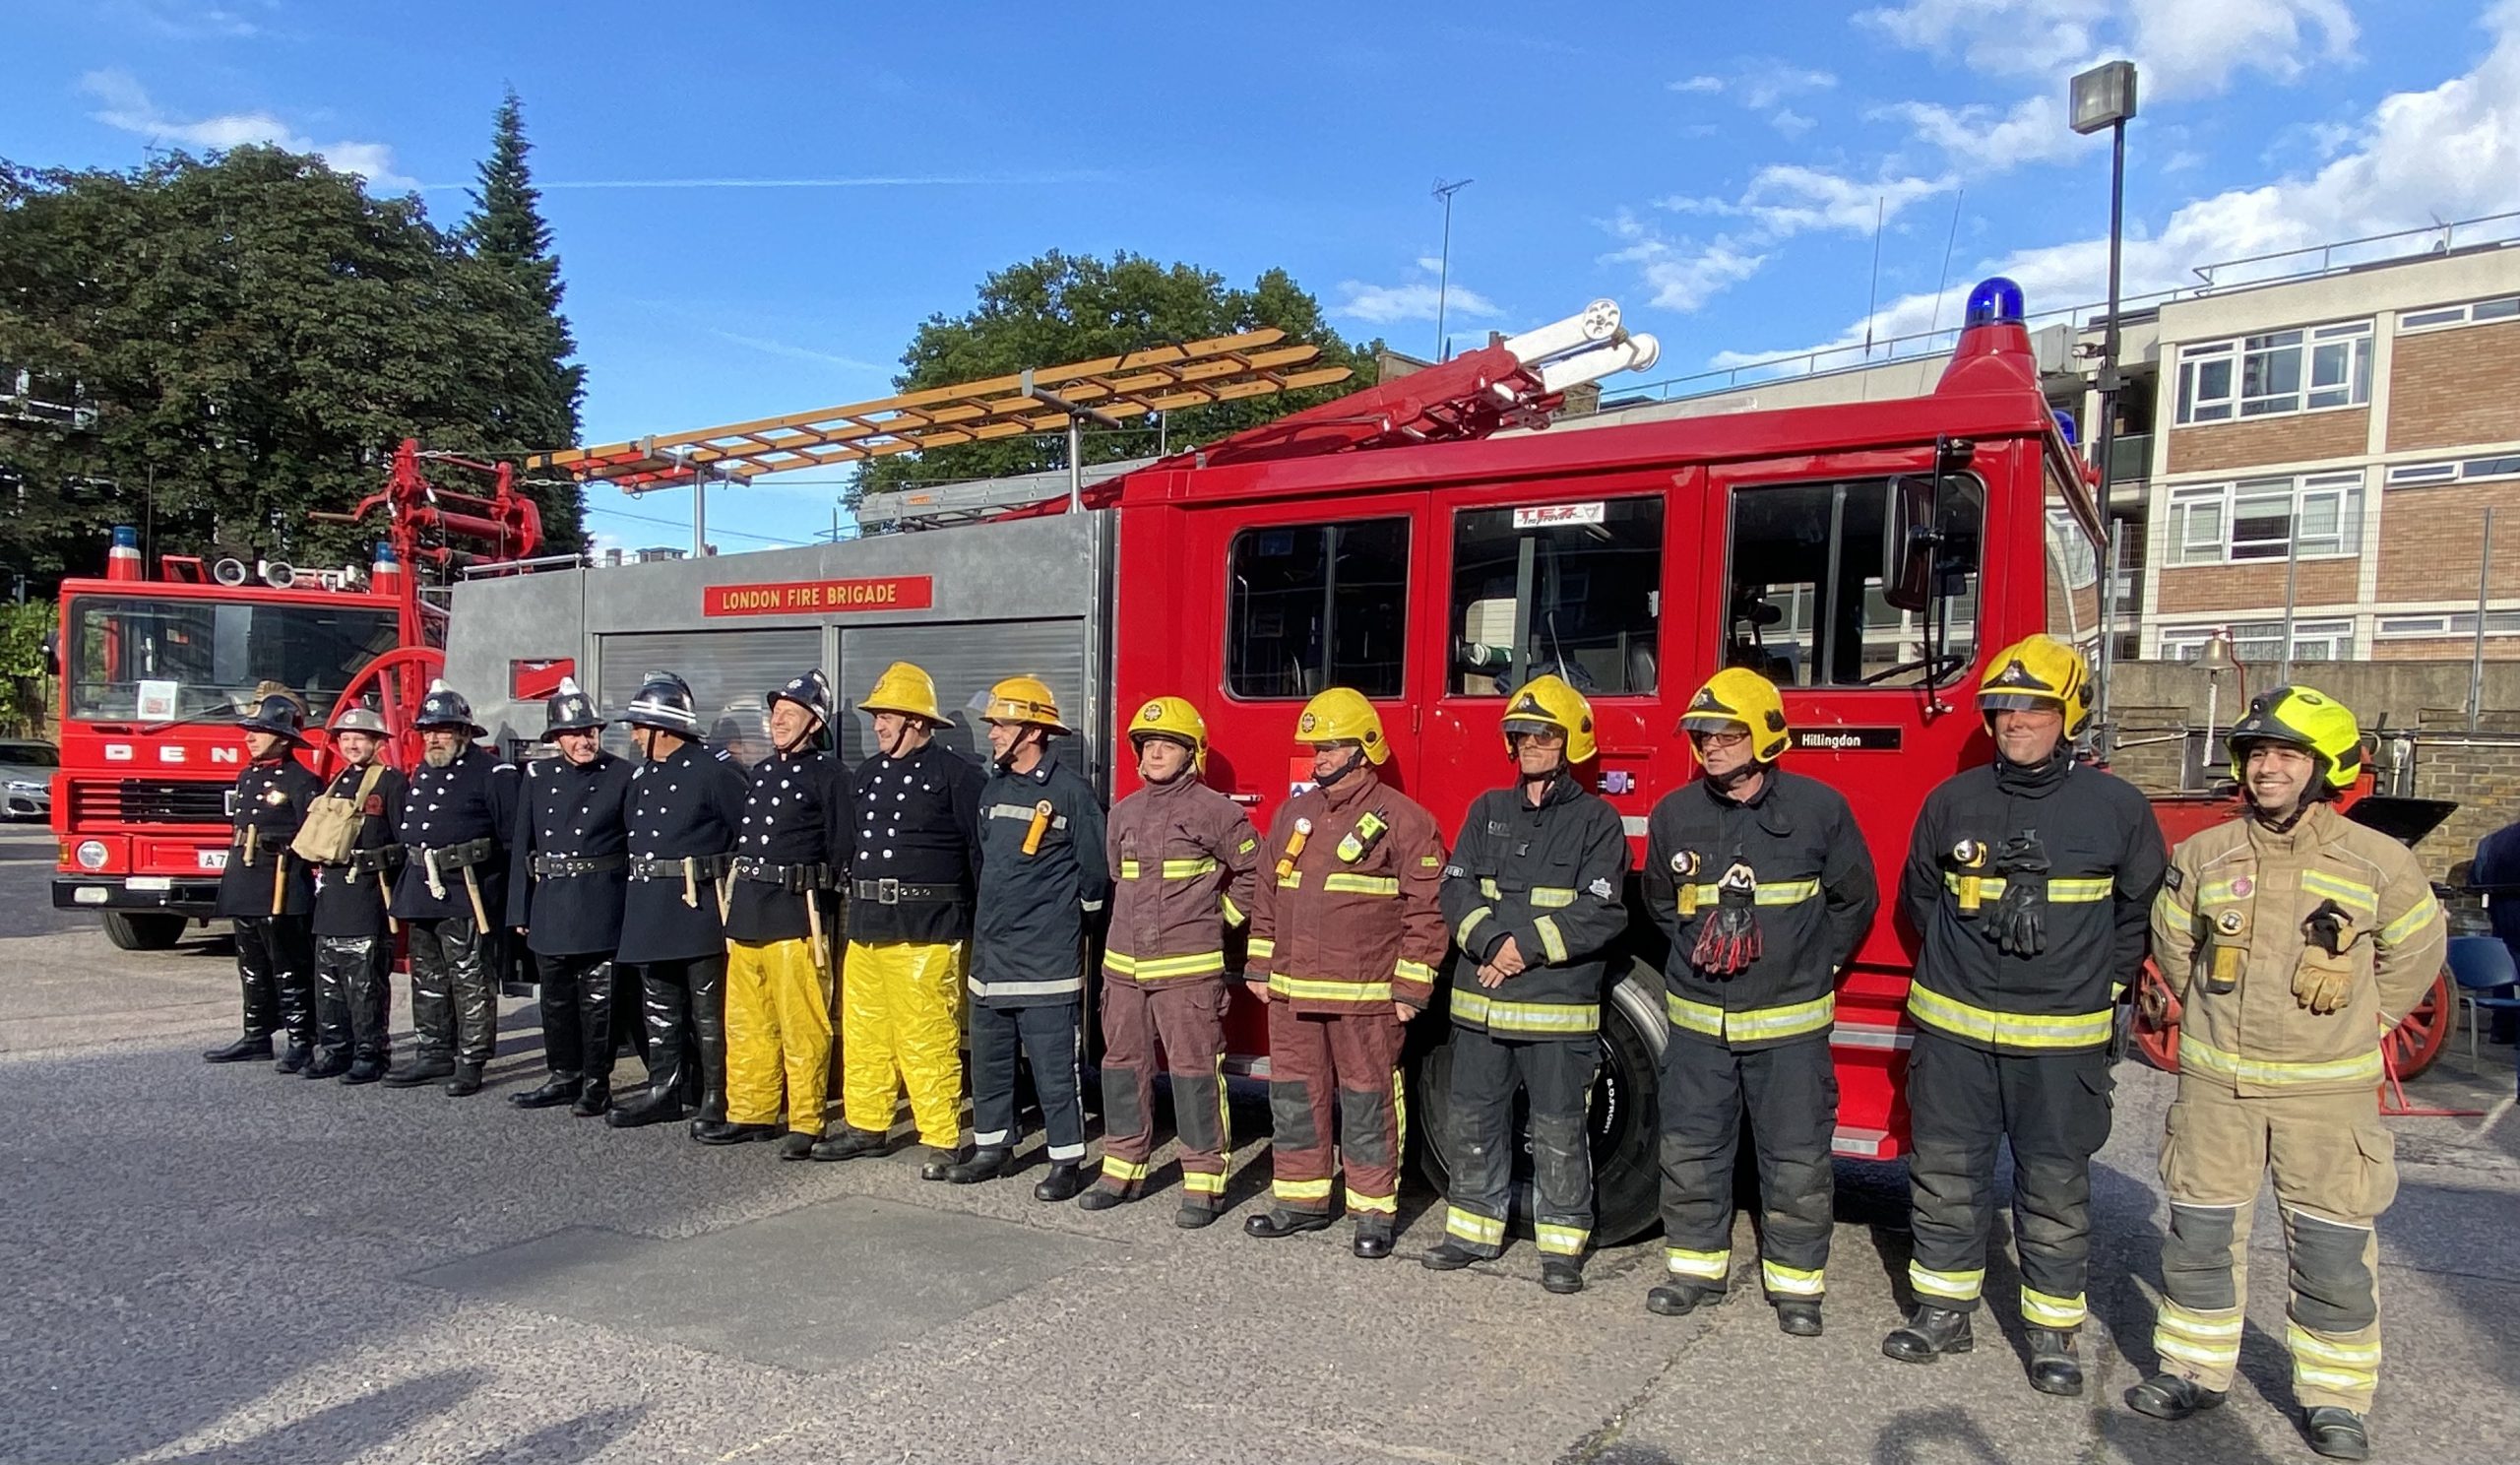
[46,441,541,948]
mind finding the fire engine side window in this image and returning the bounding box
[1226,518,1410,699]
[1448,496,1663,697]
[1724,476,1983,688]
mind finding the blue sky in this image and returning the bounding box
[9,0,2518,558]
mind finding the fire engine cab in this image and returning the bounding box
[446,278,2106,1242]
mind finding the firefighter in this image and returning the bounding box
[507,677,637,1117]
[1422,675,1630,1295]
[932,675,1110,1200]
[2132,687,2445,1460]
[302,705,408,1084]
[1079,695,1260,1226]
[384,680,521,1098]
[1884,635,2166,1396]
[203,692,322,1069]
[708,669,848,1159]
[1244,687,1446,1260]
[1641,669,1877,1332]
[605,672,747,1131]
[809,662,984,1166]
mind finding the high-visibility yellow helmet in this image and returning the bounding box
[858,662,949,725]
[1680,668,1790,764]
[1294,686,1389,764]
[1500,674,1598,764]
[1977,634,2093,736]
[979,674,1071,734]
[1128,695,1209,770]
[2227,684,2363,792]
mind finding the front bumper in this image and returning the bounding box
[5,793,49,820]
[53,876,220,915]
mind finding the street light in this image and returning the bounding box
[1432,177,1474,360]
[2071,58,2137,746]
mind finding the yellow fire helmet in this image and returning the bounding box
[1127,695,1209,771]
[1500,673,1598,764]
[858,661,950,725]
[2227,684,2364,792]
[979,674,1071,734]
[1680,667,1790,764]
[1977,633,2094,736]
[1294,686,1389,764]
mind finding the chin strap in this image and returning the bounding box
[1313,746,1367,789]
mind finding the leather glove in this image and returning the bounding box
[1986,831,2049,958]
[2294,899,2357,1014]
[1691,862,1762,976]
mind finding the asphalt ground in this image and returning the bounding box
[3,822,2517,1465]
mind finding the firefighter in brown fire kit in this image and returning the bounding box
[297,704,408,1083]
[1423,676,1629,1295]
[1643,669,1876,1333]
[1886,635,2166,1396]
[2133,687,2446,1461]
[386,680,521,1097]
[203,691,323,1069]
[1080,695,1261,1226]
[507,677,637,1117]
[1244,688,1447,1259]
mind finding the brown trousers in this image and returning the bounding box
[1265,1004,1405,1217]
[1096,979,1231,1204]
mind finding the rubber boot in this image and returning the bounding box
[936,1146,1013,1184]
[1352,1217,1395,1260]
[204,1034,275,1064]
[510,1075,582,1110]
[2304,1407,2370,1461]
[1647,1283,1722,1317]
[383,1055,455,1088]
[1541,1259,1586,1296]
[1421,1242,1481,1272]
[2127,1374,2226,1421]
[609,974,689,1129]
[2026,1328,2084,1396]
[1882,1305,1975,1364]
[443,1062,485,1098]
[1033,1162,1091,1203]
[1776,1301,1824,1337]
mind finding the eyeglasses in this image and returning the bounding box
[1690,730,1750,750]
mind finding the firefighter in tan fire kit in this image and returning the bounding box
[2132,686,2445,1462]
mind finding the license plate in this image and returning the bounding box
[197,849,228,871]
[127,876,172,892]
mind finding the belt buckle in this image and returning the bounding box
[877,877,900,905]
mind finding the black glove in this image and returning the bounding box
[1986,831,2049,958]
[2302,898,2355,958]
[1691,862,1763,976]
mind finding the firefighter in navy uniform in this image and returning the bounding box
[710,669,849,1160]
[507,677,638,1117]
[1640,669,1877,1333]
[1422,676,1630,1295]
[2133,687,2446,1461]
[203,693,323,1069]
[605,672,748,1131]
[302,705,407,1084]
[933,676,1110,1201]
[1884,635,2166,1396]
[809,662,985,1168]
[385,679,522,1098]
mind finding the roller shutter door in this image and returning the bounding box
[594,628,821,768]
[838,619,1095,775]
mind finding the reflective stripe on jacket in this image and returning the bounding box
[1246,769,1446,1013]
[1103,774,1260,987]
[1436,773,1629,1038]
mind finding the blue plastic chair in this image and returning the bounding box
[2446,934,2520,1070]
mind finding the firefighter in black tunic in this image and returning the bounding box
[385,679,521,1098]
[303,705,408,1084]
[507,677,637,1116]
[1641,669,1877,1335]
[605,671,748,1131]
[204,693,323,1069]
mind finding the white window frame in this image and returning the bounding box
[2160,618,2355,664]
[2397,294,2520,333]
[2174,321,2372,424]
[2163,473,2363,566]
[2374,610,2520,639]
[2384,454,2520,488]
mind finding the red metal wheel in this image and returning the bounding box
[2129,959,2182,1073]
[2381,975,2452,1081]
[324,645,446,775]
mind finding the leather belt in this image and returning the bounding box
[851,877,961,906]
[342,846,406,877]
[407,838,496,871]
[731,857,828,892]
[628,853,732,881]
[532,853,626,878]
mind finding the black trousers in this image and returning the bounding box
[1442,1026,1599,1257]
[969,999,1085,1163]
[626,955,725,1109]
[406,916,497,1067]
[312,932,393,1064]
[232,916,314,1047]
[531,949,626,1080]
[1660,1035,1839,1298]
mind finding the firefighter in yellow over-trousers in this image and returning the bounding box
[2134,686,2445,1462]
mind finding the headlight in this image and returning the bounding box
[76,840,108,870]
[6,779,43,794]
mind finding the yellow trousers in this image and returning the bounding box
[724,937,833,1134]
[840,939,967,1147]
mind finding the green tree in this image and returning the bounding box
[851,251,1378,510]
[460,87,585,548]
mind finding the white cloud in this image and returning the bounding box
[1670,75,1726,94]
[706,331,886,373]
[1667,58,1838,109]
[1334,261,1502,325]
[1613,163,1954,313]
[1858,0,2357,100]
[1601,212,1773,313]
[1770,109,1817,137]
[1878,94,2096,173]
[80,69,413,190]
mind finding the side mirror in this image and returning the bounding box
[39,628,59,678]
[1882,477,1937,611]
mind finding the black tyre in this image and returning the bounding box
[1410,960,1667,1245]
[100,912,186,951]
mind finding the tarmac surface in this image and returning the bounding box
[3,822,2517,1465]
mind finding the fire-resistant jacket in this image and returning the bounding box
[970,750,1109,1007]
[1437,772,1631,1038]
[1247,768,1447,1014]
[216,754,323,918]
[617,740,748,965]
[507,751,635,957]
[841,741,984,946]
[1641,768,1878,1049]
[1901,751,2167,1053]
[2150,801,2446,1096]
[393,746,521,924]
[309,761,408,938]
[724,745,847,945]
[1103,773,1261,987]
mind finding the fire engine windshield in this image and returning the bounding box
[65,596,400,724]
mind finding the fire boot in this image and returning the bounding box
[2027,1328,2084,1396]
[2304,1407,2370,1461]
[1882,1305,1975,1364]
[1352,1217,1395,1260]
[1646,1283,1721,1317]
[1174,1200,1223,1231]
[273,1042,312,1075]
[2127,1374,2225,1421]
[443,1063,485,1098]
[1421,1242,1480,1272]
[776,1131,816,1161]
[204,1034,275,1064]
[691,1120,783,1146]
[1541,1259,1586,1296]
[340,1056,388,1086]
[1075,1184,1132,1213]
[1776,1301,1823,1337]
[934,1146,1013,1184]
[510,1075,583,1110]
[1034,1162,1091,1203]
[1243,1209,1335,1240]
[382,1055,455,1088]
[807,1127,888,1162]
[610,980,690,1128]
[571,1079,611,1118]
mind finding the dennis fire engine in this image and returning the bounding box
[47,442,542,948]
[439,280,2445,1242]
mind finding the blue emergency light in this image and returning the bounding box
[1964,277,2025,327]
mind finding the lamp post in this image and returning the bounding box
[2071,58,2138,747]
[1432,177,1474,360]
